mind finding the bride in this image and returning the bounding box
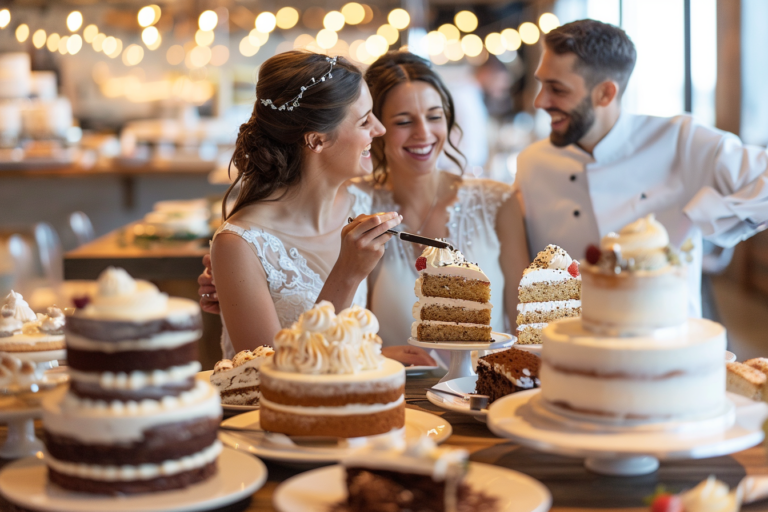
[207,51,433,366]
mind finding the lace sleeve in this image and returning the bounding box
[479,179,514,228]
[446,179,512,250]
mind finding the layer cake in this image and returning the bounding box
[0,291,65,353]
[210,346,274,406]
[411,245,492,342]
[516,245,580,345]
[260,302,405,438]
[42,267,222,494]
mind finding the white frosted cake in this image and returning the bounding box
[0,291,66,353]
[210,346,274,406]
[540,215,726,421]
[42,267,221,494]
[260,301,405,438]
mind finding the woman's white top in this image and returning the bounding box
[368,177,513,347]
[214,185,371,360]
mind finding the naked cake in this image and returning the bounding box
[260,302,405,438]
[42,267,222,494]
[210,346,274,406]
[516,245,581,345]
[411,245,492,342]
[0,290,65,353]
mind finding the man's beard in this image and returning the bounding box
[548,95,596,148]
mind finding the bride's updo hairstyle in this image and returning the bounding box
[364,51,465,183]
[225,51,363,219]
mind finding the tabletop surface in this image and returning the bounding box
[1,371,766,512]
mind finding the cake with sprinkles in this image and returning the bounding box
[411,245,492,342]
[516,245,581,345]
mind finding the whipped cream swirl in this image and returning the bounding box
[39,306,65,334]
[601,214,670,270]
[273,301,384,375]
[681,476,742,512]
[525,244,573,273]
[82,267,170,320]
[1,290,37,323]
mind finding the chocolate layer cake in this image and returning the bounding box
[42,267,222,495]
[475,347,541,403]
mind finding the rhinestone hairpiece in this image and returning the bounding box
[259,56,337,112]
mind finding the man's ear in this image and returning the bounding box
[593,80,618,107]
[304,132,325,153]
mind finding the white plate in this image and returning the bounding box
[426,375,488,419]
[725,350,736,363]
[408,331,514,351]
[0,447,267,512]
[273,462,552,512]
[196,370,258,413]
[488,389,768,461]
[512,344,541,355]
[220,408,452,464]
[405,365,439,376]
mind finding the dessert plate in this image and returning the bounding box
[426,375,488,420]
[725,350,736,363]
[405,364,440,376]
[272,462,551,512]
[408,332,515,383]
[196,370,258,412]
[220,409,452,464]
[0,447,267,512]
[488,389,768,476]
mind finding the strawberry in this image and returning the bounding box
[72,295,91,309]
[568,260,580,277]
[415,257,427,272]
[650,494,683,512]
[585,244,601,265]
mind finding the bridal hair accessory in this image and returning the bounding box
[260,56,338,112]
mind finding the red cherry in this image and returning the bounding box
[651,494,683,512]
[585,244,601,265]
[72,295,91,309]
[568,260,580,277]
[415,257,427,271]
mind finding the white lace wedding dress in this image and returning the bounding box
[368,177,514,348]
[214,186,371,360]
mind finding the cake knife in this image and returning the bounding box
[347,217,453,250]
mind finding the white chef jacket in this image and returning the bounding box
[515,112,768,318]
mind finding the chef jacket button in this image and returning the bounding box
[570,175,577,182]
[641,192,647,199]
[573,210,580,217]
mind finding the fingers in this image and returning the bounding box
[403,347,437,366]
[346,212,400,239]
[198,271,214,287]
[200,299,220,315]
[203,253,212,270]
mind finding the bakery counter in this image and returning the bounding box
[2,371,765,511]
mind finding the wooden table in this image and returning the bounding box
[1,371,766,512]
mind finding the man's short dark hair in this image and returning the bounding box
[544,19,637,96]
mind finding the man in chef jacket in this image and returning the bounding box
[515,19,768,317]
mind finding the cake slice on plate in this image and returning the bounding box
[210,347,274,406]
[516,245,581,345]
[475,347,541,403]
[411,245,492,342]
[726,362,766,401]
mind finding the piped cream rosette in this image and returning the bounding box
[600,214,671,271]
[273,301,384,375]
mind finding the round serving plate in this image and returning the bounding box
[405,365,440,376]
[219,408,452,465]
[0,447,267,512]
[426,375,488,421]
[272,462,551,512]
[196,370,259,414]
[487,389,768,476]
[408,332,514,383]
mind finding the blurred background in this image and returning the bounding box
[0,0,764,367]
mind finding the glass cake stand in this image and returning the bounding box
[0,370,69,459]
[408,332,514,383]
[488,389,768,476]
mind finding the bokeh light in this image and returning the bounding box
[248,29,269,46]
[210,45,229,66]
[454,11,478,33]
[47,33,60,52]
[195,29,214,47]
[519,22,540,44]
[167,45,185,65]
[198,10,218,31]
[445,40,464,61]
[324,11,345,31]
[142,26,159,46]
[276,7,299,29]
[256,12,277,33]
[539,13,560,34]
[138,5,160,27]
[317,28,338,49]
[430,52,448,65]
[32,29,46,49]
[294,34,315,49]
[190,45,212,67]
[15,24,29,43]
[438,24,460,42]
[342,3,365,25]
[58,36,69,55]
[365,34,388,57]
[92,33,106,52]
[388,9,410,30]
[239,36,259,57]
[123,44,144,66]
[0,10,9,29]
[426,31,446,56]
[67,34,83,54]
[485,32,505,55]
[461,34,483,57]
[377,24,399,46]
[83,25,98,43]
[501,28,522,51]
[67,11,83,32]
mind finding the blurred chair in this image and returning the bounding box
[4,234,35,298]
[69,211,95,247]
[34,222,63,285]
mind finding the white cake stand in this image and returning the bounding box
[488,389,768,476]
[408,332,514,383]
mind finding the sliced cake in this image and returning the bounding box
[516,245,581,345]
[0,291,66,353]
[726,362,766,401]
[475,347,541,403]
[210,346,274,406]
[411,245,492,342]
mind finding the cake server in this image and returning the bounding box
[347,217,453,250]
[426,388,489,410]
